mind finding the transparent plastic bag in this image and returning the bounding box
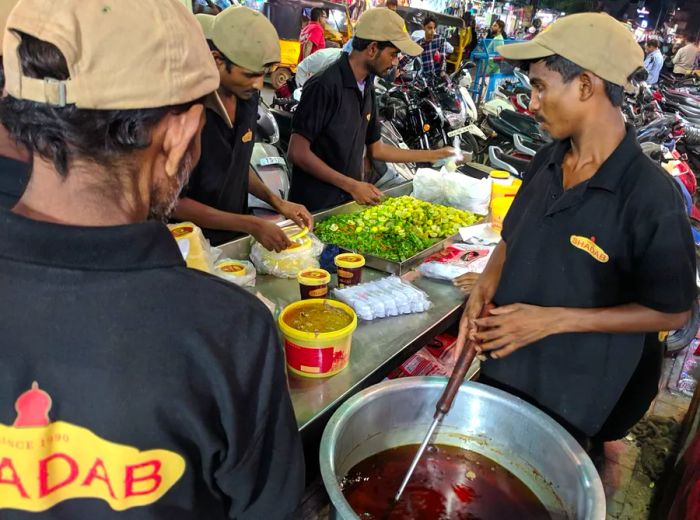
[333,276,431,321]
[418,244,494,281]
[250,233,324,279]
[214,259,257,287]
[168,222,219,274]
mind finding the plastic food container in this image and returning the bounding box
[491,195,515,234]
[335,253,365,288]
[490,172,522,202]
[217,260,247,277]
[298,268,331,300]
[278,299,358,378]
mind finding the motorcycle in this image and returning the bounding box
[248,99,292,217]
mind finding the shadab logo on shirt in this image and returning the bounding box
[242,129,253,143]
[0,382,185,512]
[570,235,609,263]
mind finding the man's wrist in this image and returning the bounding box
[340,177,358,193]
[269,195,285,212]
[551,307,575,335]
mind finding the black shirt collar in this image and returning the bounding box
[546,125,640,193]
[338,53,369,93]
[0,210,185,271]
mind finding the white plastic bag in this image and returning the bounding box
[413,168,491,215]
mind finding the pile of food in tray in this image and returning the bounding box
[315,196,480,262]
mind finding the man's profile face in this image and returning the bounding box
[149,109,206,222]
[369,45,400,76]
[491,22,501,35]
[218,61,266,100]
[527,60,581,140]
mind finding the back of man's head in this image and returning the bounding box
[0,0,224,220]
[647,39,659,49]
[386,0,398,11]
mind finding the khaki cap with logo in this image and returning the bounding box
[2,0,228,122]
[209,6,280,74]
[354,7,422,56]
[497,12,644,92]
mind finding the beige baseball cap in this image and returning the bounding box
[354,7,422,56]
[497,12,644,92]
[0,0,19,56]
[209,6,280,74]
[196,13,216,40]
[2,0,228,123]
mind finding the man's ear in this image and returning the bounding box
[161,104,205,180]
[578,71,597,102]
[367,41,379,59]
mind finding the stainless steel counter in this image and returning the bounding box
[218,183,479,448]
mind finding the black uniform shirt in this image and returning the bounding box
[183,93,258,246]
[482,126,696,436]
[289,53,382,212]
[0,155,29,210]
[0,210,304,519]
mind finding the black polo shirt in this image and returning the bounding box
[482,126,696,437]
[182,93,258,246]
[289,53,382,212]
[0,210,304,519]
[0,155,29,209]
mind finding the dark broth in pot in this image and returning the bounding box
[341,444,553,520]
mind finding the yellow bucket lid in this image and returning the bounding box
[335,253,365,269]
[217,260,247,276]
[298,268,331,286]
[489,169,510,179]
[278,299,358,342]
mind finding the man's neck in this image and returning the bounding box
[218,86,238,121]
[13,157,150,226]
[566,108,626,179]
[347,52,370,82]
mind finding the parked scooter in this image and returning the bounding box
[248,99,291,217]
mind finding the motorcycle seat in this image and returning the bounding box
[488,146,530,178]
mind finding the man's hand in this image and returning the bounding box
[430,146,457,163]
[275,200,314,231]
[473,304,562,359]
[251,220,292,253]
[348,181,383,206]
[453,272,480,295]
[452,278,498,365]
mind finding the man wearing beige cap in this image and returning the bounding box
[0,0,28,209]
[175,6,312,250]
[288,7,455,212]
[457,13,696,447]
[0,0,303,517]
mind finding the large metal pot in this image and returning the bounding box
[320,377,605,519]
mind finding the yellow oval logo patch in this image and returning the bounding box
[570,235,609,263]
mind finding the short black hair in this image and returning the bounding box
[532,18,542,28]
[310,7,325,22]
[423,15,437,28]
[646,39,659,49]
[523,54,625,107]
[351,37,397,52]
[386,0,398,7]
[0,33,197,177]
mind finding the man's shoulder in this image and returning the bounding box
[154,267,275,328]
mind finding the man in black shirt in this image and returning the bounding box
[0,0,29,209]
[457,13,696,443]
[288,8,456,212]
[0,0,303,518]
[175,7,312,249]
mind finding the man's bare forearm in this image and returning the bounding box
[174,197,258,234]
[368,141,441,164]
